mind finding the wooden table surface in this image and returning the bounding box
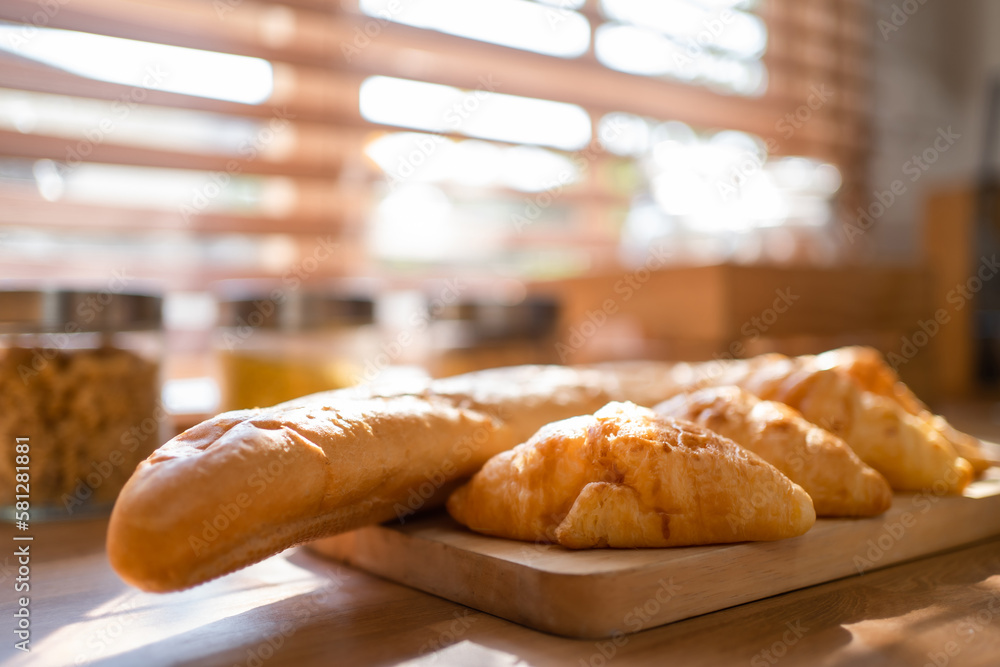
[5,408,1000,667]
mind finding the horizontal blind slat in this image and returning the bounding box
[1,0,848,147]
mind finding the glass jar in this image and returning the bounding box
[0,288,164,520]
[215,281,377,411]
[427,295,561,378]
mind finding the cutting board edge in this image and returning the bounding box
[310,489,1000,638]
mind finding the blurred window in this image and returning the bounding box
[0,0,870,283]
[358,0,591,57]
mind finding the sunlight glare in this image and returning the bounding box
[360,76,592,151]
[0,24,273,104]
[359,0,590,57]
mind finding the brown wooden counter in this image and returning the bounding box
[3,518,1000,667]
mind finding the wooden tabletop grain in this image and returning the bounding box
[4,406,1000,667]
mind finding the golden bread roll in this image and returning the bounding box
[108,366,617,592]
[815,346,925,412]
[581,360,684,407]
[707,355,974,493]
[654,386,891,516]
[814,346,995,472]
[447,402,816,548]
[596,355,973,493]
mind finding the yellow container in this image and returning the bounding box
[427,295,561,378]
[215,282,376,411]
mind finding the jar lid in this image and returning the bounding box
[215,280,375,330]
[432,296,559,341]
[0,288,162,334]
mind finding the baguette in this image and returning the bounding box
[107,366,617,592]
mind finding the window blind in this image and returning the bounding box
[0,0,871,286]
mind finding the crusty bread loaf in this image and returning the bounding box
[108,366,617,592]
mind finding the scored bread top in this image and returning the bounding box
[107,365,619,592]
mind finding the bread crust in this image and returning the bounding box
[655,386,891,516]
[108,352,979,593]
[814,346,994,472]
[447,402,816,548]
[598,354,975,493]
[108,366,616,592]
[700,355,973,492]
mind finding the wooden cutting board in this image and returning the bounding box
[310,472,1000,639]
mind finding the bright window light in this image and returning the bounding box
[700,0,758,7]
[533,0,586,8]
[609,113,841,240]
[500,145,578,192]
[599,113,652,157]
[711,12,767,59]
[359,0,590,58]
[365,132,459,184]
[24,160,295,217]
[371,184,456,262]
[650,119,699,146]
[596,24,766,95]
[603,0,706,41]
[595,0,767,95]
[369,183,514,265]
[0,228,306,276]
[0,89,281,155]
[453,140,505,187]
[364,132,581,191]
[360,76,592,151]
[601,0,766,59]
[595,25,692,79]
[0,24,273,104]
